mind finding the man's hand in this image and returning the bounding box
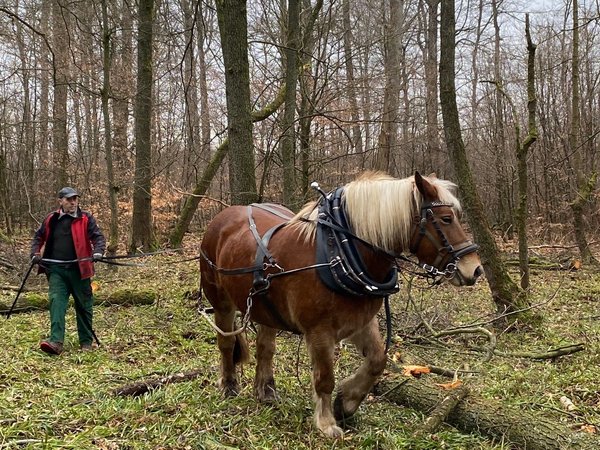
[92,253,103,262]
[31,254,41,264]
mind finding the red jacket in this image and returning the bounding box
[30,208,106,279]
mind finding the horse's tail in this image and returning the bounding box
[233,332,250,365]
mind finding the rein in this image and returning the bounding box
[5,250,202,320]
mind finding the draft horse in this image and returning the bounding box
[200,171,483,438]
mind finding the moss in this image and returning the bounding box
[95,288,157,306]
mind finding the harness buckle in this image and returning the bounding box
[444,262,458,278]
[263,262,285,272]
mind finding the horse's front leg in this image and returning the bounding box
[334,317,386,421]
[254,324,278,402]
[305,330,343,439]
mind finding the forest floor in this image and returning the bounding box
[0,233,599,449]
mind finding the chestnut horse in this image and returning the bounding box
[200,172,482,438]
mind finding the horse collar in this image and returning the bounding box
[315,187,399,297]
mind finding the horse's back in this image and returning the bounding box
[200,204,294,299]
[201,204,293,257]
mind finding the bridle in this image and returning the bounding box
[408,200,479,282]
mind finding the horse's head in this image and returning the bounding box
[409,172,483,286]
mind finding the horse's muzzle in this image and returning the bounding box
[451,263,484,286]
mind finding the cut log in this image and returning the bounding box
[376,376,599,450]
[0,288,157,315]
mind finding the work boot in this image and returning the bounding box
[80,343,93,352]
[40,340,63,355]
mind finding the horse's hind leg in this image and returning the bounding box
[254,324,278,403]
[305,330,343,439]
[212,299,249,397]
[334,317,386,421]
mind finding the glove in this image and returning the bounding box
[31,254,41,264]
[92,253,103,262]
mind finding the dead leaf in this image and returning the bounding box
[391,351,402,362]
[91,281,100,293]
[559,395,576,411]
[435,379,463,390]
[570,259,582,270]
[402,365,431,378]
[579,424,597,434]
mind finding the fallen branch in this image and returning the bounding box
[112,370,207,396]
[470,343,585,360]
[0,285,24,291]
[376,376,598,449]
[418,384,470,435]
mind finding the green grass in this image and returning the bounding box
[1,254,599,449]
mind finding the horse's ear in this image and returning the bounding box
[428,172,438,179]
[415,171,436,201]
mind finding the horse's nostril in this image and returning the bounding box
[474,265,484,278]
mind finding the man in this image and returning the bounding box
[30,187,106,355]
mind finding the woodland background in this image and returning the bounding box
[0,0,598,254]
[2,1,600,448]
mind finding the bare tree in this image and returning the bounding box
[281,0,300,209]
[440,0,532,322]
[569,0,597,264]
[216,0,256,205]
[51,0,69,188]
[130,0,156,252]
[373,0,402,172]
[342,0,363,155]
[101,0,119,257]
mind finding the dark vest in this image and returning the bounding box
[48,214,77,262]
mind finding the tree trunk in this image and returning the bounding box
[373,0,402,173]
[195,1,212,159]
[569,0,597,265]
[423,0,440,172]
[439,0,532,323]
[376,378,598,450]
[130,0,156,253]
[281,0,300,209]
[216,0,257,205]
[515,15,538,290]
[492,0,510,234]
[181,0,202,189]
[297,0,322,199]
[101,0,119,257]
[51,0,69,188]
[342,0,363,155]
[112,0,133,180]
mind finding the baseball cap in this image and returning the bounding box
[58,187,79,199]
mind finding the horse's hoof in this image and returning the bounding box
[221,381,240,397]
[257,386,279,403]
[333,392,356,421]
[321,424,344,439]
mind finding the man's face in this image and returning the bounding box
[59,196,79,214]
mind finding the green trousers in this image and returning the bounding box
[47,265,94,346]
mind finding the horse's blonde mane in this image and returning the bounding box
[289,171,461,252]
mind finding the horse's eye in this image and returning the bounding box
[441,216,453,224]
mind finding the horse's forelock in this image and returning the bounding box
[426,178,462,213]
